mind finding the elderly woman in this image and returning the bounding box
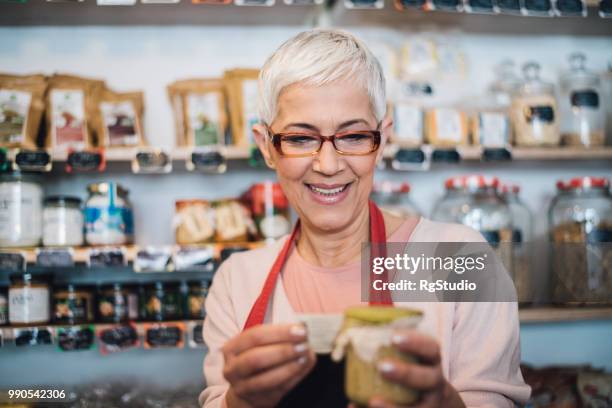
[199,29,530,408]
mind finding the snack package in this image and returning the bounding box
[46,74,105,150]
[0,73,47,149]
[167,78,228,147]
[223,68,260,146]
[175,200,215,245]
[97,88,145,147]
[425,108,469,147]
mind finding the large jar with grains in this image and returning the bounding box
[370,181,420,218]
[43,196,84,247]
[85,182,134,246]
[500,184,534,305]
[510,62,560,147]
[549,177,612,305]
[0,171,43,247]
[9,273,51,325]
[559,53,605,147]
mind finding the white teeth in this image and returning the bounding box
[308,184,347,195]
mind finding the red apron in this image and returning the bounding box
[241,200,393,408]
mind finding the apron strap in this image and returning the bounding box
[368,200,393,306]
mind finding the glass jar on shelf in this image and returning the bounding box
[9,273,51,326]
[0,171,43,248]
[84,182,134,246]
[370,181,420,218]
[549,177,612,305]
[559,53,605,147]
[500,184,534,304]
[43,196,84,247]
[511,62,560,147]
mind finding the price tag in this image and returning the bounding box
[14,150,52,172]
[600,0,612,16]
[132,148,172,174]
[188,322,205,348]
[429,0,462,10]
[554,0,585,15]
[143,323,185,349]
[496,0,521,13]
[0,148,10,172]
[56,326,95,351]
[464,0,495,12]
[174,247,215,272]
[522,0,553,15]
[88,247,127,268]
[391,148,430,171]
[482,148,512,162]
[187,147,227,174]
[344,0,384,8]
[234,0,275,5]
[14,327,54,347]
[432,148,460,163]
[134,246,173,272]
[66,149,106,173]
[36,248,75,268]
[97,323,140,355]
[394,0,427,10]
[0,252,26,272]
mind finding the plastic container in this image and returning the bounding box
[559,53,605,147]
[549,177,612,305]
[511,62,560,147]
[43,196,84,247]
[370,181,420,218]
[0,171,43,247]
[85,182,134,246]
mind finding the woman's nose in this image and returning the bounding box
[312,140,343,175]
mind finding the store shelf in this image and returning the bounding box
[519,307,612,323]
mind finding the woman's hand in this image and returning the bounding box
[222,323,316,408]
[353,330,465,408]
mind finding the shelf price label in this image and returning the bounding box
[554,0,586,15]
[96,323,140,355]
[14,327,54,347]
[600,0,612,16]
[143,322,185,349]
[88,247,127,268]
[57,325,96,352]
[391,147,431,171]
[0,252,26,272]
[432,148,461,163]
[174,247,215,272]
[482,147,512,162]
[187,147,227,174]
[14,149,52,172]
[36,247,75,268]
[188,321,205,348]
[134,246,173,272]
[0,148,10,172]
[66,149,106,173]
[344,0,384,8]
[132,148,172,174]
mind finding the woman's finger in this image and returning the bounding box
[223,323,307,358]
[224,341,310,381]
[377,358,444,390]
[391,330,441,365]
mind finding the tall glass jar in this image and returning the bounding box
[500,184,534,304]
[370,181,420,218]
[43,196,84,247]
[84,182,134,246]
[511,62,560,147]
[0,171,43,247]
[549,177,612,305]
[559,53,605,147]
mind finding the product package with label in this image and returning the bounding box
[223,68,259,146]
[0,73,47,149]
[425,108,469,147]
[97,88,145,148]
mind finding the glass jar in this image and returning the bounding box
[43,196,84,247]
[85,182,134,246]
[0,287,7,325]
[52,284,94,325]
[140,281,183,322]
[0,171,43,247]
[489,59,522,108]
[243,182,291,241]
[370,181,420,218]
[500,184,534,304]
[9,273,51,325]
[431,175,513,245]
[186,280,209,320]
[511,62,560,147]
[97,283,138,323]
[559,53,605,147]
[549,177,612,305]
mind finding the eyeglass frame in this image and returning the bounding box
[264,122,383,158]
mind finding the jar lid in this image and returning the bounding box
[499,184,520,194]
[345,306,422,324]
[557,177,609,191]
[88,182,129,196]
[44,195,82,206]
[445,175,499,190]
[373,181,410,194]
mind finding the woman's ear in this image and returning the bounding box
[253,123,276,169]
[375,115,394,164]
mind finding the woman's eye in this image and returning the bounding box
[283,135,318,145]
[339,133,370,143]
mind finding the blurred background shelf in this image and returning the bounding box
[519,307,612,323]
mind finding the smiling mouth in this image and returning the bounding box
[305,182,352,197]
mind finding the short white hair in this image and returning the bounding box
[258,29,387,125]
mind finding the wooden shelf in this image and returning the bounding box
[519,307,612,323]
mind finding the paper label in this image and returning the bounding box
[9,287,50,324]
[51,89,87,149]
[187,93,222,146]
[478,112,509,147]
[0,89,31,145]
[434,109,463,142]
[298,314,343,354]
[101,101,139,146]
[394,104,423,144]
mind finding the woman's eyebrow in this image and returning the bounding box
[337,119,371,130]
[280,119,371,132]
